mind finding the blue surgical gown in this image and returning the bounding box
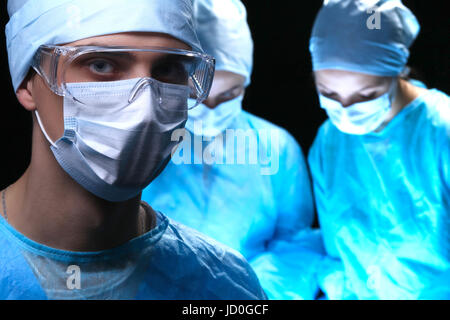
[142,110,325,300]
[419,268,450,299]
[308,88,450,299]
[0,202,266,300]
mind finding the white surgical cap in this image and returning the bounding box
[194,0,253,86]
[6,0,202,92]
[309,0,420,76]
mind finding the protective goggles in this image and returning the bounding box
[31,45,215,109]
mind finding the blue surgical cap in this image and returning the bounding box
[194,0,253,86]
[6,0,202,92]
[309,0,420,76]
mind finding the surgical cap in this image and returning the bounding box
[6,0,202,92]
[194,0,253,86]
[309,0,420,76]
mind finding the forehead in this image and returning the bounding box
[314,69,390,91]
[65,32,191,50]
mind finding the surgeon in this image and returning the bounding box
[142,0,325,300]
[0,0,267,300]
[308,0,449,299]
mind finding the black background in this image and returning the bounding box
[0,1,449,189]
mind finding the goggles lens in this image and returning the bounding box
[32,45,215,110]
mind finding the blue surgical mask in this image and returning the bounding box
[185,95,243,137]
[319,81,397,135]
[35,78,189,202]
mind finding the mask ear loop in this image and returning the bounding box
[35,111,58,148]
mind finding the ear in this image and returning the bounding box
[16,71,37,112]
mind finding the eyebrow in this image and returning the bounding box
[74,49,135,63]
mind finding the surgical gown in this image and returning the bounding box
[419,268,450,299]
[308,88,450,299]
[142,111,325,300]
[0,202,267,300]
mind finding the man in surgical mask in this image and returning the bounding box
[308,0,449,299]
[142,0,324,300]
[0,0,267,300]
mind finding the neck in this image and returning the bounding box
[2,121,148,252]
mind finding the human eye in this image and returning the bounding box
[359,91,378,100]
[72,53,127,81]
[88,59,115,75]
[218,86,243,101]
[219,90,235,100]
[151,56,189,85]
[320,90,336,98]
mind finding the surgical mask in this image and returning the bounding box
[36,77,189,202]
[318,81,397,135]
[185,95,243,137]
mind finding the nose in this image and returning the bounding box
[341,100,354,108]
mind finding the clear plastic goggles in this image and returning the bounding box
[31,45,215,109]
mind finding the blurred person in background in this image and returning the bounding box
[308,0,449,299]
[143,0,324,300]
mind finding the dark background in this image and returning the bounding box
[0,1,449,189]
